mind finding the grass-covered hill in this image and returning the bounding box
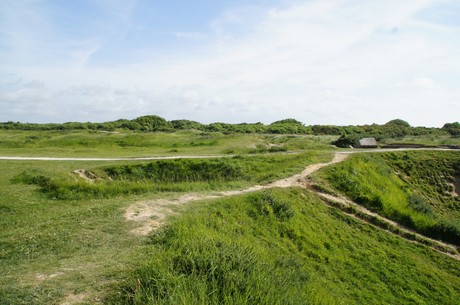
[107,189,460,305]
[316,151,460,246]
[12,151,330,200]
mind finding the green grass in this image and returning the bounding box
[381,135,460,146]
[0,152,329,304]
[2,132,459,304]
[316,151,460,245]
[107,188,460,304]
[0,130,334,157]
[0,160,149,304]
[381,151,460,217]
[12,152,331,200]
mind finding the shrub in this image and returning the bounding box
[255,192,295,221]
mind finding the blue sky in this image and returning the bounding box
[0,0,459,126]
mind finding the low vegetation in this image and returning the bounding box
[12,152,330,200]
[317,151,460,245]
[1,115,458,140]
[0,129,334,157]
[1,123,459,304]
[107,189,460,304]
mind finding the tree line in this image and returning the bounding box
[1,115,458,139]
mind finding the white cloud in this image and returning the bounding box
[411,77,435,88]
[0,0,459,126]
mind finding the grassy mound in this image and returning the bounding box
[319,152,460,245]
[107,189,460,304]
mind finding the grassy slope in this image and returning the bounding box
[108,188,460,305]
[381,151,460,219]
[317,151,460,245]
[0,150,330,304]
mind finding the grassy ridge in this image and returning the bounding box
[12,152,331,200]
[108,188,460,304]
[319,152,460,245]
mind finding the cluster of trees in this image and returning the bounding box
[0,116,310,134]
[1,115,458,139]
[332,119,459,147]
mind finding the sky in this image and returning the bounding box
[0,0,459,127]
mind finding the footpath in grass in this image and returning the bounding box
[0,151,329,304]
[108,188,460,305]
[11,151,331,200]
[317,151,460,246]
[2,151,459,304]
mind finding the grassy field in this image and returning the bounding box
[0,160,152,304]
[0,149,331,304]
[0,130,336,157]
[381,135,460,146]
[1,130,460,304]
[11,152,330,200]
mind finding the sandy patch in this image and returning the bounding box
[73,169,98,182]
[60,292,90,305]
[35,272,65,281]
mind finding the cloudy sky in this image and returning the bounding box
[0,0,459,126]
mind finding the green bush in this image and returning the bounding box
[104,159,245,183]
[255,192,295,221]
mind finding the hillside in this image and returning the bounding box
[108,188,460,305]
[316,151,460,246]
[0,130,459,304]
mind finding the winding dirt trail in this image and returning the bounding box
[3,149,457,258]
[124,153,348,235]
[124,151,460,260]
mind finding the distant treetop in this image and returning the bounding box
[384,119,411,127]
[0,115,452,139]
[270,118,304,126]
[442,122,460,136]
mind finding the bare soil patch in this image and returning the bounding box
[73,169,98,182]
[59,292,90,305]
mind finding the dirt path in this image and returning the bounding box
[0,147,456,161]
[4,149,457,259]
[124,151,460,260]
[124,153,349,235]
[315,192,459,260]
[0,155,232,161]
